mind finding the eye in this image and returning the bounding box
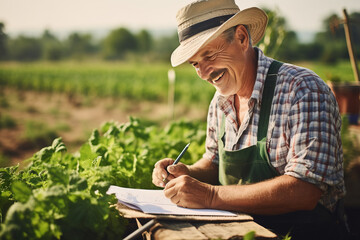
[190,61,198,67]
[205,53,216,61]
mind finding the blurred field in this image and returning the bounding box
[0,61,215,105]
[0,60,356,101]
[0,61,215,166]
[0,60,358,167]
[297,60,359,83]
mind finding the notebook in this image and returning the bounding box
[107,185,237,216]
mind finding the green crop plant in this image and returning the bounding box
[0,117,206,239]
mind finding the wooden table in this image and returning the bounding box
[116,203,277,240]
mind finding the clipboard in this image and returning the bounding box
[108,185,254,239]
[115,203,254,240]
[115,202,253,221]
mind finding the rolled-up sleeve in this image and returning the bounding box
[284,84,344,195]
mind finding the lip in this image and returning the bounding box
[212,71,225,84]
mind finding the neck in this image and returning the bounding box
[236,47,258,99]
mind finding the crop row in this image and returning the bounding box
[0,62,215,106]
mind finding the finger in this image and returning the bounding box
[153,167,168,182]
[164,183,182,206]
[167,163,188,177]
[165,174,176,181]
[163,182,177,200]
[171,195,181,205]
[154,158,174,168]
[164,177,176,191]
[152,178,165,188]
[152,175,164,188]
[153,159,174,187]
[152,167,167,188]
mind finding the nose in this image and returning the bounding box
[197,61,213,80]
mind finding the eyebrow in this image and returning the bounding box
[188,50,213,64]
[201,50,212,57]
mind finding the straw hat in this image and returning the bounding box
[171,0,268,67]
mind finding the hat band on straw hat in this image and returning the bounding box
[178,14,235,42]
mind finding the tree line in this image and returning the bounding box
[0,9,359,64]
[0,24,179,62]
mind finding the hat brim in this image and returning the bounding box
[171,7,268,67]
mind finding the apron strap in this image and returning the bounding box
[257,60,283,140]
[219,111,226,142]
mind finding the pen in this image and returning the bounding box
[163,142,190,182]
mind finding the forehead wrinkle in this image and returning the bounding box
[199,43,225,58]
[190,38,228,63]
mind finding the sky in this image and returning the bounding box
[1,0,359,39]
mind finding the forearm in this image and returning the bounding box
[210,175,322,215]
[188,158,219,185]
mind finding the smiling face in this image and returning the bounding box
[188,25,257,97]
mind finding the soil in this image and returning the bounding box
[0,88,208,167]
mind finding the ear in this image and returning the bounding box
[234,25,250,50]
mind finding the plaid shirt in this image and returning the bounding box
[203,48,345,212]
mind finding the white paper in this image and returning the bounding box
[107,185,237,216]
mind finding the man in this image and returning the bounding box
[152,0,347,239]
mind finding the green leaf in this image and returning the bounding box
[47,166,68,186]
[102,122,120,137]
[41,185,66,199]
[90,181,111,196]
[89,129,100,146]
[0,169,12,189]
[79,143,97,162]
[52,137,67,153]
[68,173,88,192]
[37,146,55,162]
[95,145,108,157]
[243,231,255,240]
[92,156,102,167]
[11,181,32,203]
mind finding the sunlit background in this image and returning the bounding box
[1,0,359,37]
[1,0,360,238]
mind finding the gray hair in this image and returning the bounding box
[221,25,252,46]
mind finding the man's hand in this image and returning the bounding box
[152,158,190,188]
[164,175,215,209]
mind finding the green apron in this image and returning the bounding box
[217,60,346,240]
[218,60,281,185]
